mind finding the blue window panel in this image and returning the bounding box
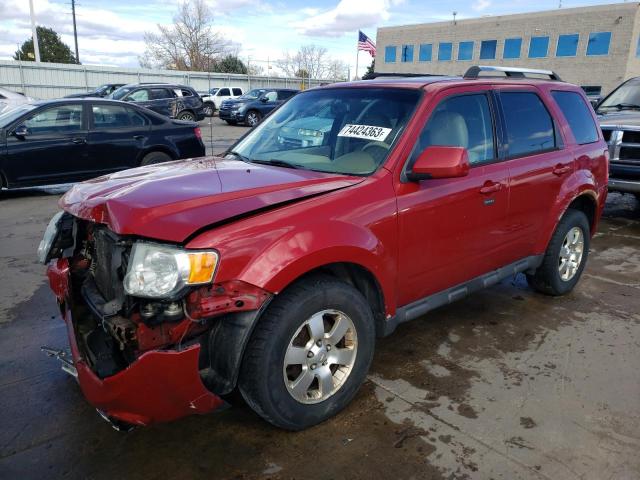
[636,37,640,58]
[385,46,397,63]
[419,43,433,61]
[504,38,522,59]
[480,40,497,60]
[556,34,579,57]
[458,41,474,60]
[529,36,549,58]
[438,42,453,61]
[401,44,414,62]
[587,32,611,56]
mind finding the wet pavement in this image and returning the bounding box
[0,183,638,479]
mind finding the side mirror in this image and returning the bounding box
[260,96,269,103]
[13,124,29,138]
[407,146,470,181]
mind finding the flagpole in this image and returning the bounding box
[355,31,360,80]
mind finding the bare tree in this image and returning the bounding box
[141,0,232,71]
[325,59,349,81]
[277,44,332,79]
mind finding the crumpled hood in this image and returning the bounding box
[60,157,362,243]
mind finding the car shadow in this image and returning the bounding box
[0,184,72,200]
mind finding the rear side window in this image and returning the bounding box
[232,88,243,96]
[180,89,193,97]
[278,90,296,100]
[92,105,148,129]
[551,91,599,145]
[150,88,173,100]
[500,92,556,157]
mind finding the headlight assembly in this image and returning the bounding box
[123,243,218,299]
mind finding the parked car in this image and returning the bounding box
[200,87,243,116]
[0,98,205,189]
[40,66,607,432]
[596,76,640,199]
[218,88,298,126]
[0,87,34,114]
[65,83,126,99]
[110,84,205,121]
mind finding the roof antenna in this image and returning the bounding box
[453,11,457,25]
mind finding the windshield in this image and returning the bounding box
[110,86,134,100]
[229,87,421,176]
[95,84,110,95]
[0,104,36,127]
[598,79,640,111]
[209,88,219,95]
[239,89,266,100]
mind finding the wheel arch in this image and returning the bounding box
[137,145,178,165]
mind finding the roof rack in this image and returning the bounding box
[363,72,446,80]
[463,66,563,81]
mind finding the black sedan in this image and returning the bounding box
[0,98,205,189]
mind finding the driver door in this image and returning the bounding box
[395,87,511,306]
[4,103,89,186]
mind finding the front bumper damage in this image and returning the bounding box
[46,258,225,427]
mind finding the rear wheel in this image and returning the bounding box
[526,209,590,296]
[203,103,215,117]
[177,110,196,122]
[239,275,375,430]
[245,110,261,127]
[140,151,171,166]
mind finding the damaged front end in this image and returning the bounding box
[41,212,272,428]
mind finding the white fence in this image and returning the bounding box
[0,60,335,100]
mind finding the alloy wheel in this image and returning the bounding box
[247,112,259,127]
[558,226,584,281]
[283,309,357,404]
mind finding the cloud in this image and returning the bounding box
[472,0,491,12]
[294,0,403,38]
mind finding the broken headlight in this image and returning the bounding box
[123,243,218,299]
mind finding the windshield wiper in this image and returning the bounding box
[226,150,251,163]
[600,103,640,111]
[250,159,304,170]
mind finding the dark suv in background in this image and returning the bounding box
[110,84,205,122]
[597,77,640,200]
[65,83,126,99]
[218,88,298,126]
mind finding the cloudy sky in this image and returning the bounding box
[0,0,627,77]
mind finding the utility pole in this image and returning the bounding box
[71,0,80,63]
[28,0,41,62]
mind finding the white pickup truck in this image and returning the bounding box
[200,87,244,116]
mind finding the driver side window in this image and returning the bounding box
[410,93,496,168]
[264,91,277,102]
[24,105,83,135]
[127,89,149,102]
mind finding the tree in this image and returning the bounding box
[362,60,375,80]
[326,59,349,81]
[277,44,329,79]
[213,54,247,74]
[141,0,232,71]
[14,26,77,64]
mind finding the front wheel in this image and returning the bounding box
[245,110,261,127]
[526,209,590,296]
[239,275,375,430]
[203,103,215,117]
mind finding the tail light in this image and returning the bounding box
[194,127,202,141]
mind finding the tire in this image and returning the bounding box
[526,209,590,296]
[177,110,196,122]
[245,110,261,127]
[239,275,375,430]
[203,103,215,117]
[225,120,237,125]
[140,151,172,166]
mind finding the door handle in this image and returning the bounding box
[133,135,145,140]
[71,138,86,144]
[479,181,502,194]
[553,163,572,176]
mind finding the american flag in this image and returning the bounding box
[358,31,376,57]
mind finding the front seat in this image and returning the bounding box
[423,110,469,150]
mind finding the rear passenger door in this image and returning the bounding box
[88,103,151,173]
[496,88,573,255]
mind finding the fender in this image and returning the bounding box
[532,169,600,254]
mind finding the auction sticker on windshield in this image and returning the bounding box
[338,124,392,141]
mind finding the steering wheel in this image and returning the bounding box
[362,141,391,153]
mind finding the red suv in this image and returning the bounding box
[40,66,608,431]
